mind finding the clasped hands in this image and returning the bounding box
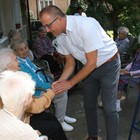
[52,80,73,94]
[120,69,130,75]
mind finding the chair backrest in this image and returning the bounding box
[127,35,135,53]
[33,59,51,72]
[121,35,136,64]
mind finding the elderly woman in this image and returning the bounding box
[0,48,67,140]
[116,34,140,112]
[10,38,76,132]
[115,26,130,62]
[8,29,34,61]
[32,26,64,76]
[0,70,40,140]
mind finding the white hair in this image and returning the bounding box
[0,48,14,73]
[0,71,35,110]
[117,26,129,35]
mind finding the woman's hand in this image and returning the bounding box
[120,69,130,75]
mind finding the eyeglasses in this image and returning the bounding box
[44,17,58,29]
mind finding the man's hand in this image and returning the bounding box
[52,80,73,93]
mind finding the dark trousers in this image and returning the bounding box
[30,111,67,140]
[83,55,120,140]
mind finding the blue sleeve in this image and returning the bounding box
[20,63,51,90]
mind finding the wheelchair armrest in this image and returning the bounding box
[35,87,47,93]
[36,68,46,73]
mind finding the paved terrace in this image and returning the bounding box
[65,85,140,140]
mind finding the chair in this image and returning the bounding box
[52,38,65,69]
[123,73,140,99]
[121,35,135,65]
[128,88,140,140]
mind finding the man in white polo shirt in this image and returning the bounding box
[40,5,120,140]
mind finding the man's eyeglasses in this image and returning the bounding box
[44,17,58,29]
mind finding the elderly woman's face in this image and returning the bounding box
[118,31,126,40]
[38,30,47,38]
[8,53,20,71]
[15,42,29,59]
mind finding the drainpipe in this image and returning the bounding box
[26,0,32,40]
[36,0,39,20]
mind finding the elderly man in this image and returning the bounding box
[0,48,68,140]
[40,5,120,140]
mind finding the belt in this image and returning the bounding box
[104,51,119,65]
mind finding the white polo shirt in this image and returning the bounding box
[56,16,118,67]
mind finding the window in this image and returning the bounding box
[40,0,53,9]
[40,1,44,10]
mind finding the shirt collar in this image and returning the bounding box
[66,16,73,32]
[57,16,74,37]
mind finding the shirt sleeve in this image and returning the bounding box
[125,63,132,71]
[26,89,55,113]
[78,19,105,53]
[130,70,140,76]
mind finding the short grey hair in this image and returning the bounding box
[10,38,28,51]
[8,29,21,42]
[0,70,35,110]
[0,48,14,73]
[117,26,129,35]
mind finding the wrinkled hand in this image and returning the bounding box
[52,80,73,94]
[120,69,130,75]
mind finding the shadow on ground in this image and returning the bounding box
[65,85,140,140]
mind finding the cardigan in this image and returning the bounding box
[18,57,51,96]
[0,89,55,124]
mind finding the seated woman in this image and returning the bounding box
[115,26,130,63]
[32,26,64,76]
[0,70,41,140]
[10,39,76,132]
[8,29,34,61]
[0,48,67,140]
[117,35,140,112]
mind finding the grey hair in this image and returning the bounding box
[10,38,28,51]
[0,48,14,73]
[117,26,129,35]
[8,29,21,42]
